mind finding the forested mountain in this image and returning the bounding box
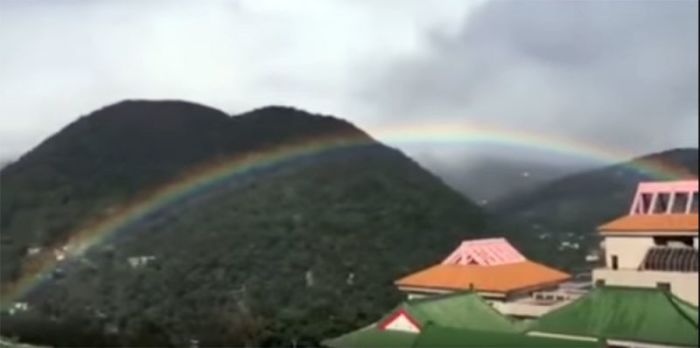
[489,148,698,272]
[0,101,486,347]
[2,100,695,347]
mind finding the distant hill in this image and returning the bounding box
[0,100,486,347]
[436,156,589,203]
[489,148,698,271]
[0,160,12,170]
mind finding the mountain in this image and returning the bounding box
[0,100,486,347]
[436,156,589,203]
[489,148,698,272]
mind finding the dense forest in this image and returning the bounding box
[0,101,486,347]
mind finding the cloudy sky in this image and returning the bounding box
[1,0,698,169]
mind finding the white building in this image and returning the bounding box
[127,255,156,268]
[592,180,698,305]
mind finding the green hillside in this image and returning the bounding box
[0,101,486,347]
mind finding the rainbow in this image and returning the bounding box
[1,122,694,307]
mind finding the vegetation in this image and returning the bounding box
[0,336,48,348]
[2,100,695,346]
[1,101,485,347]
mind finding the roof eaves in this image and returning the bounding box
[405,289,478,305]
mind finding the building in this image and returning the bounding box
[592,180,699,305]
[323,291,518,347]
[325,325,601,348]
[527,286,698,348]
[394,238,578,318]
[5,302,29,316]
[412,326,601,348]
[323,291,599,348]
[324,180,699,347]
[127,255,157,268]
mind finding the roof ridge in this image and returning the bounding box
[525,286,596,332]
[666,291,699,310]
[663,290,699,326]
[405,291,519,333]
[476,295,521,331]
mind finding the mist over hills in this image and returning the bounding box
[436,156,591,203]
[490,148,698,271]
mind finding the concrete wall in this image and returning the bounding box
[604,236,655,269]
[592,268,698,305]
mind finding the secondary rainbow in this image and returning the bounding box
[1,123,693,307]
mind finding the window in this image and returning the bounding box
[654,193,670,213]
[611,255,619,270]
[691,192,699,213]
[641,193,653,213]
[672,193,689,213]
[657,282,671,292]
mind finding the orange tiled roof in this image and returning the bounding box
[395,261,570,294]
[598,214,698,233]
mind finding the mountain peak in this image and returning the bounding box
[100,99,225,111]
[82,99,231,126]
[233,105,372,140]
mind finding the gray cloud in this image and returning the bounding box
[1,0,697,188]
[0,0,476,158]
[0,0,479,160]
[360,0,699,158]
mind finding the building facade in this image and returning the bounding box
[592,180,699,305]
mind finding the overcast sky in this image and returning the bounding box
[1,0,698,168]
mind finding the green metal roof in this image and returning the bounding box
[673,295,699,327]
[322,325,416,348]
[386,291,519,333]
[324,292,519,348]
[528,286,699,347]
[323,324,602,348]
[412,325,602,348]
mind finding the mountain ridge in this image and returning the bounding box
[1,99,696,346]
[0,100,485,347]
